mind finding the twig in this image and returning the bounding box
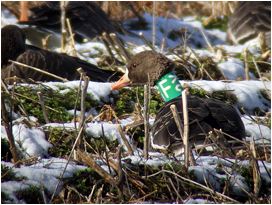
[37,92,50,123]
[168,177,184,203]
[42,34,53,50]
[1,96,20,167]
[139,32,155,51]
[66,18,77,57]
[143,83,151,159]
[126,2,146,27]
[152,1,156,47]
[170,105,184,141]
[77,149,130,197]
[76,75,89,160]
[14,92,60,113]
[181,90,191,167]
[117,144,124,202]
[74,68,84,135]
[60,1,67,53]
[8,60,69,82]
[110,33,131,61]
[99,36,117,62]
[162,170,239,203]
[199,28,214,53]
[117,124,134,155]
[250,51,271,99]
[20,117,32,129]
[250,136,261,198]
[220,160,259,203]
[161,2,174,52]
[50,124,85,203]
[102,32,125,61]
[129,190,157,203]
[243,48,249,80]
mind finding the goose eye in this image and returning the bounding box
[132,63,136,68]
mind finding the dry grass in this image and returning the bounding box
[1,1,271,204]
[2,1,238,21]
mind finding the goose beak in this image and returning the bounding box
[111,69,131,90]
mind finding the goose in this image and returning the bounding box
[111,50,245,155]
[1,25,121,84]
[226,1,271,46]
[18,1,116,44]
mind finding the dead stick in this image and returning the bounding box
[77,149,130,197]
[66,18,77,57]
[110,33,131,61]
[77,75,89,156]
[250,136,261,197]
[243,48,249,80]
[74,68,84,135]
[117,124,134,155]
[8,60,69,82]
[99,36,118,63]
[1,96,20,167]
[60,1,67,53]
[182,90,193,167]
[117,144,124,202]
[20,117,32,129]
[143,84,151,159]
[102,32,125,61]
[37,92,50,123]
[14,92,60,113]
[139,32,155,51]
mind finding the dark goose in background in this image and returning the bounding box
[19,1,116,43]
[111,50,245,155]
[226,1,271,46]
[1,25,121,84]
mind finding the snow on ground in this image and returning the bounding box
[1,8,271,204]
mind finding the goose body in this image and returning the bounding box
[19,1,116,43]
[226,1,271,46]
[1,25,121,84]
[111,51,245,155]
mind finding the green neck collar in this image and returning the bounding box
[155,71,183,102]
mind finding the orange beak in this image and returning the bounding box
[110,72,131,90]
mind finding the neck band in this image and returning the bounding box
[155,71,183,102]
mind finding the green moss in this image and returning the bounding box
[45,127,76,157]
[1,164,25,182]
[1,191,13,204]
[111,87,163,117]
[198,16,229,32]
[3,85,99,124]
[189,87,238,105]
[70,168,103,196]
[16,185,43,204]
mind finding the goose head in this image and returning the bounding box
[111,50,176,90]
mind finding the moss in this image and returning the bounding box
[189,87,238,105]
[1,191,13,204]
[16,185,43,204]
[3,85,99,125]
[111,87,163,117]
[45,127,76,157]
[199,15,229,32]
[1,164,25,182]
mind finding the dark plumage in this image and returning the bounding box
[111,50,245,155]
[1,25,121,84]
[19,1,116,43]
[226,1,271,46]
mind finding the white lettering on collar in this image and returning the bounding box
[158,79,171,99]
